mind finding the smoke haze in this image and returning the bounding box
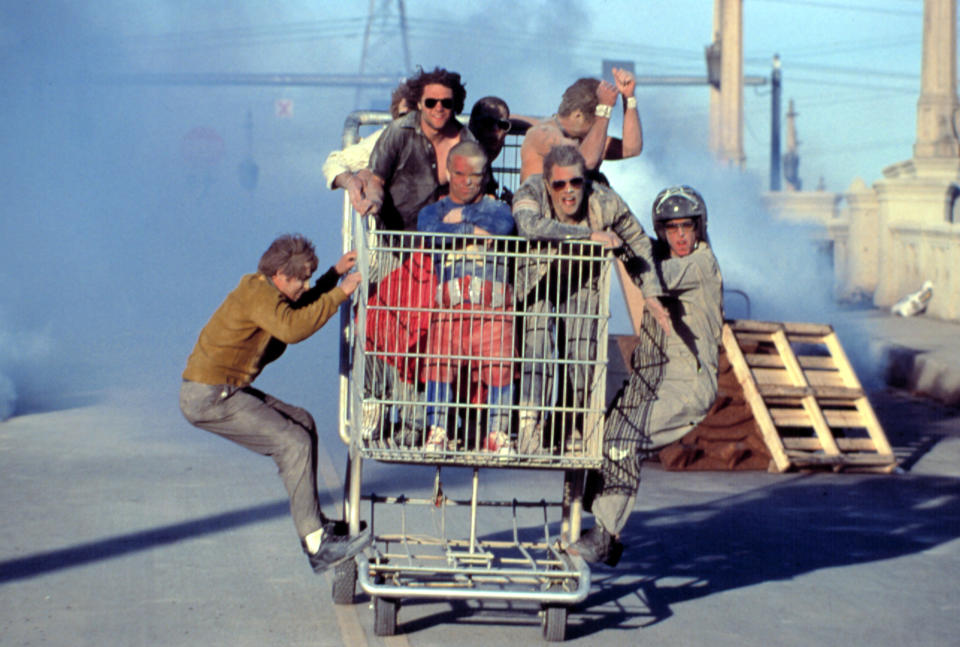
[0,2,876,420]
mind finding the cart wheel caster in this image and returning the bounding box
[374,596,399,636]
[331,559,357,605]
[541,603,567,642]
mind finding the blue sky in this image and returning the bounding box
[0,1,932,414]
[44,0,925,191]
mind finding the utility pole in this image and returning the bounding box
[708,0,745,167]
[783,99,801,191]
[770,54,782,191]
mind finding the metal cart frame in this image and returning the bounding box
[331,111,613,641]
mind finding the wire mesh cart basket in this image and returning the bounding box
[330,112,615,641]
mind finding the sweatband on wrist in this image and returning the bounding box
[594,104,613,119]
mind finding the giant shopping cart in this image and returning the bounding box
[330,111,617,641]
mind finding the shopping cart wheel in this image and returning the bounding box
[541,603,568,642]
[331,559,357,605]
[373,596,399,636]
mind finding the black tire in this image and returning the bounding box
[331,559,357,605]
[374,596,399,636]
[542,604,568,642]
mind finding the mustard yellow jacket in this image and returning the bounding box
[183,269,346,387]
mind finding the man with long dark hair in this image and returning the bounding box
[366,67,476,232]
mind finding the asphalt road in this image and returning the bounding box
[1,384,959,646]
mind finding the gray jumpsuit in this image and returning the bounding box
[590,241,723,536]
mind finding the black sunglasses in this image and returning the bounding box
[423,97,454,110]
[477,116,511,132]
[550,177,585,191]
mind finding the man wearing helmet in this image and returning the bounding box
[568,185,724,565]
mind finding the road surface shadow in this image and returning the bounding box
[0,466,436,585]
[869,387,960,470]
[0,500,290,584]
[567,472,960,638]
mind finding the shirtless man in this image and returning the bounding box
[361,68,475,442]
[520,68,642,182]
[366,67,476,232]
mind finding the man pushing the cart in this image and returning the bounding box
[179,234,371,574]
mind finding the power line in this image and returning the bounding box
[758,59,917,81]
[786,74,915,93]
[756,89,915,110]
[83,13,924,105]
[103,19,368,54]
[803,139,914,155]
[774,36,917,58]
[751,0,921,17]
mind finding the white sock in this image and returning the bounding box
[304,527,325,554]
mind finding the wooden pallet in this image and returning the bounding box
[722,320,896,473]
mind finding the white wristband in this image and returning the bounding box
[594,104,613,119]
[626,96,637,110]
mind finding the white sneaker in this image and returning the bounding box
[484,430,515,456]
[424,426,448,453]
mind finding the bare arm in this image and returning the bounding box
[577,80,619,170]
[644,296,671,335]
[608,67,642,160]
[331,171,368,214]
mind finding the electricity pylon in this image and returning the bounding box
[354,0,413,111]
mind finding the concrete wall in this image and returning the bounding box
[766,173,960,321]
[764,1,960,322]
[882,222,960,319]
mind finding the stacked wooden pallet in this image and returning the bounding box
[722,320,896,473]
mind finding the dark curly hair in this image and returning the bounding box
[407,66,467,115]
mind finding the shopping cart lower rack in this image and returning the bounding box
[352,482,590,640]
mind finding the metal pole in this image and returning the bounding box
[770,54,782,191]
[469,468,480,554]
